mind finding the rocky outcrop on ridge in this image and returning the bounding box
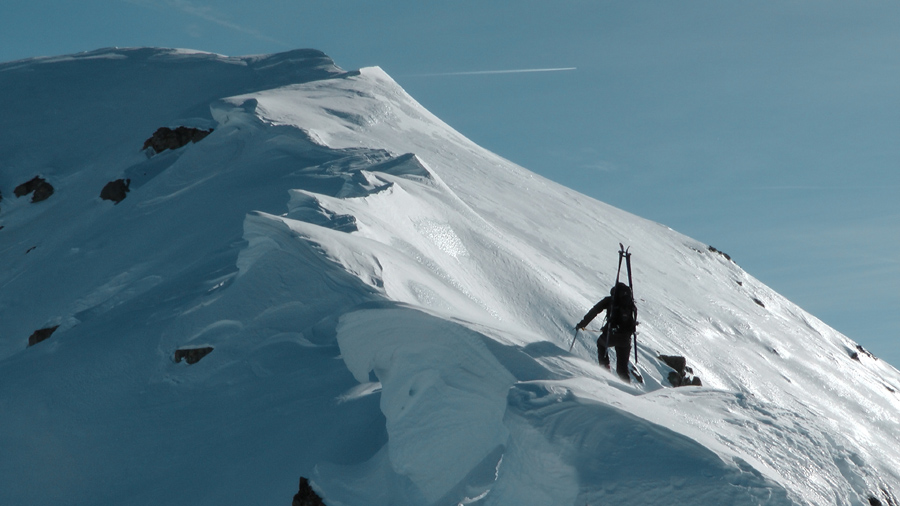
[14,176,55,203]
[292,477,326,506]
[142,126,213,154]
[659,355,703,387]
[27,325,60,347]
[174,346,214,365]
[100,179,131,204]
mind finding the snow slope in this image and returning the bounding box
[1,48,898,506]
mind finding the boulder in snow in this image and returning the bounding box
[100,178,131,204]
[851,344,876,361]
[868,488,900,506]
[708,245,733,262]
[14,176,55,203]
[174,346,214,365]
[659,354,702,387]
[292,477,326,506]
[27,325,60,347]
[142,126,213,154]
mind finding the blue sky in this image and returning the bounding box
[2,0,898,366]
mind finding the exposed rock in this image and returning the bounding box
[33,183,54,202]
[27,325,60,347]
[292,477,326,506]
[848,344,877,362]
[666,371,682,386]
[855,344,876,360]
[659,354,702,387]
[752,297,766,308]
[659,355,686,374]
[100,179,131,204]
[708,245,732,262]
[143,126,213,154]
[14,176,55,203]
[873,487,899,506]
[630,365,644,384]
[174,346,214,365]
[14,179,35,197]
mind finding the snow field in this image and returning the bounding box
[1,48,898,505]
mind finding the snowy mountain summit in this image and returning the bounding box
[1,48,898,506]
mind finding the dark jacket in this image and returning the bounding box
[578,284,637,347]
[577,296,612,330]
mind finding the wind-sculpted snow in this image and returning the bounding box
[329,307,515,504]
[1,48,898,506]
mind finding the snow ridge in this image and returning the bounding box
[1,48,898,506]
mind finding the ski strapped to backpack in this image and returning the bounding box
[619,243,638,364]
[601,249,625,348]
[604,244,637,361]
[569,243,639,360]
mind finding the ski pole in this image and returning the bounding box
[568,327,580,351]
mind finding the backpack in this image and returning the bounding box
[606,284,637,336]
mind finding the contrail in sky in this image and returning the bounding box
[751,185,900,191]
[123,0,290,47]
[410,67,577,77]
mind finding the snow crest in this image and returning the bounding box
[1,48,899,506]
[334,307,514,503]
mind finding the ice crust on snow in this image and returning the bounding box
[1,47,899,506]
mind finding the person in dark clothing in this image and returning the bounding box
[576,282,637,381]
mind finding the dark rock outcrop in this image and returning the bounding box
[174,346,214,365]
[870,487,899,506]
[143,126,213,154]
[852,344,876,361]
[14,179,36,197]
[14,176,55,203]
[708,245,732,262]
[292,477,326,506]
[27,325,60,347]
[100,178,131,204]
[659,355,686,373]
[659,354,703,387]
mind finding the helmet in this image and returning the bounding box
[610,282,631,297]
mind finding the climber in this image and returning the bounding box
[576,282,637,381]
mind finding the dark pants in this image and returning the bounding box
[598,335,632,381]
